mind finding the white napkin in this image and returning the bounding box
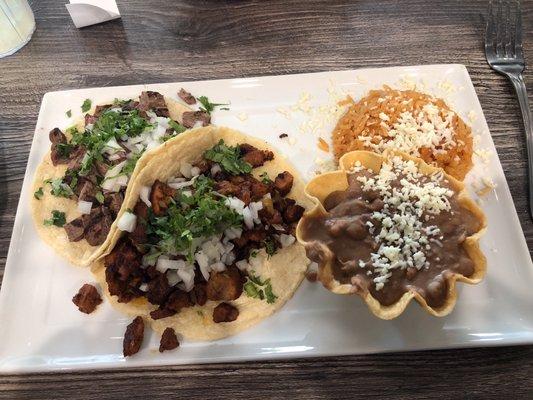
[65,0,121,29]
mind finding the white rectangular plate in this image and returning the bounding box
[2,64,533,373]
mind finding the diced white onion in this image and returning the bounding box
[104,160,126,180]
[108,153,124,161]
[103,137,123,154]
[168,178,196,190]
[167,271,181,286]
[140,186,151,206]
[224,227,242,240]
[190,166,201,177]
[210,163,221,175]
[168,176,186,183]
[210,262,226,272]
[181,190,192,197]
[153,116,170,130]
[279,234,296,248]
[117,211,137,233]
[242,207,254,229]
[77,200,92,215]
[195,251,210,281]
[177,267,195,292]
[145,139,160,152]
[180,162,193,178]
[221,252,236,265]
[249,201,263,224]
[236,260,249,271]
[151,124,167,142]
[272,224,285,232]
[225,197,245,214]
[139,283,148,292]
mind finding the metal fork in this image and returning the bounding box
[485,0,533,218]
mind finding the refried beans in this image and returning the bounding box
[300,156,480,308]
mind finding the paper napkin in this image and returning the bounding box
[65,0,121,29]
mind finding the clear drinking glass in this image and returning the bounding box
[0,0,35,58]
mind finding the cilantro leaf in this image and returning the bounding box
[45,177,74,198]
[244,273,277,304]
[34,187,44,200]
[146,176,242,262]
[66,109,72,118]
[259,172,272,184]
[44,210,66,227]
[169,120,187,134]
[264,280,278,304]
[81,99,92,113]
[197,96,229,115]
[262,238,277,258]
[204,140,252,175]
[95,191,105,204]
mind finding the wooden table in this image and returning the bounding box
[1,0,532,398]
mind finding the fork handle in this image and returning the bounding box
[509,73,533,218]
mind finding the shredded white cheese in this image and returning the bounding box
[354,156,454,290]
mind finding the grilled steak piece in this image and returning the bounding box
[159,328,179,352]
[206,266,243,301]
[72,284,102,314]
[139,91,169,117]
[84,206,113,246]
[213,302,239,323]
[178,88,196,105]
[49,128,69,166]
[274,171,294,196]
[150,180,176,216]
[182,111,210,128]
[239,143,274,167]
[104,192,123,216]
[64,217,86,242]
[123,316,144,357]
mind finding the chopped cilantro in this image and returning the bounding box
[81,99,92,113]
[122,152,142,176]
[196,310,204,316]
[34,187,44,200]
[169,119,187,134]
[147,176,242,262]
[45,178,74,198]
[250,250,258,258]
[264,281,278,304]
[44,210,66,227]
[244,273,277,304]
[204,140,252,175]
[95,191,105,204]
[263,238,277,258]
[71,108,151,177]
[56,142,74,158]
[259,172,272,184]
[197,96,229,115]
[66,109,72,118]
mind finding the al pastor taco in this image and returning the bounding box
[92,126,312,343]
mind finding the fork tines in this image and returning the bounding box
[485,0,523,61]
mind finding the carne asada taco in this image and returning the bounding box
[92,126,312,341]
[31,91,211,266]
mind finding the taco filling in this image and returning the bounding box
[104,140,305,329]
[36,91,193,247]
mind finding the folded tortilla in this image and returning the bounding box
[30,97,190,266]
[92,126,313,340]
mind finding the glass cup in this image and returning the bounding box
[0,0,35,58]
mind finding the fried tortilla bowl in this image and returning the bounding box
[31,97,190,267]
[296,149,487,320]
[92,126,313,340]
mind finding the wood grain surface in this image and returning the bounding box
[1,0,533,398]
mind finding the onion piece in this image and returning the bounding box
[235,260,249,271]
[180,162,193,178]
[242,207,254,229]
[210,163,221,175]
[279,234,296,248]
[103,137,123,154]
[77,200,92,215]
[117,211,137,233]
[177,267,195,292]
[140,186,152,206]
